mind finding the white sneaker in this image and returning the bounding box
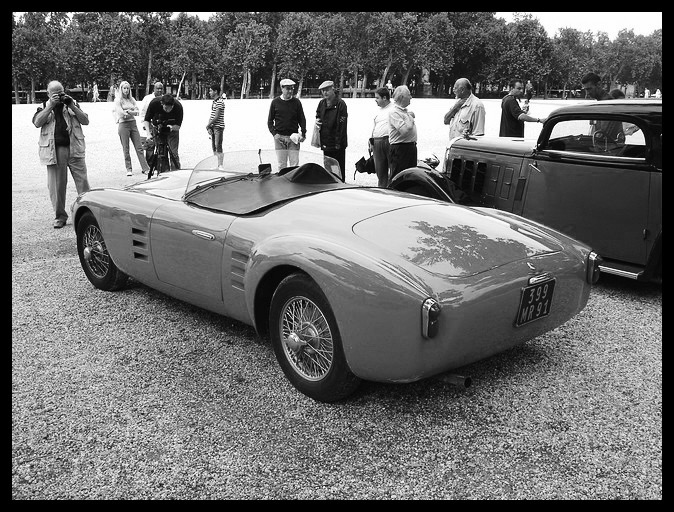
[217,165,224,170]
[126,171,133,176]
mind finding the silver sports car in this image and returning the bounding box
[73,150,601,402]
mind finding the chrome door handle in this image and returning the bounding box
[192,230,215,240]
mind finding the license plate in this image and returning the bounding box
[515,278,555,327]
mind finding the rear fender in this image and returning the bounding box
[388,167,458,203]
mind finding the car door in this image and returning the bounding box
[519,115,652,266]
[150,202,235,302]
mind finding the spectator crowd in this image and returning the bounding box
[34,73,617,228]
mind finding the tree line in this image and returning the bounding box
[11,12,662,104]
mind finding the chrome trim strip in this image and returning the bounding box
[599,265,640,280]
[543,149,646,162]
[528,272,553,285]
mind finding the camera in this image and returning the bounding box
[152,117,172,136]
[58,92,73,106]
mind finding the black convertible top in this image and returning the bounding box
[185,162,357,215]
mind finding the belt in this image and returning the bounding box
[390,141,416,145]
[373,136,389,140]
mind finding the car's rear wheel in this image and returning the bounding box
[76,211,128,291]
[269,273,361,402]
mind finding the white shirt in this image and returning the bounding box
[137,93,160,132]
[372,102,393,138]
[447,93,486,139]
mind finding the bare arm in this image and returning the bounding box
[518,112,546,124]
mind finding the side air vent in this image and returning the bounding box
[230,250,248,291]
[131,228,149,261]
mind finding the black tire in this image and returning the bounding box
[76,211,128,291]
[269,273,361,402]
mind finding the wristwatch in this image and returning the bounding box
[536,118,541,123]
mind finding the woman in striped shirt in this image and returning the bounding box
[206,84,226,170]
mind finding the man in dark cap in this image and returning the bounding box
[315,80,348,181]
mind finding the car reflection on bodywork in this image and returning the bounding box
[393,100,661,283]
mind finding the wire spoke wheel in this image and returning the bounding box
[76,211,128,291]
[82,224,110,279]
[269,273,360,402]
[281,296,334,381]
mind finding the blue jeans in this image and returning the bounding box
[273,134,300,171]
[47,145,90,221]
[118,121,149,173]
[211,127,224,153]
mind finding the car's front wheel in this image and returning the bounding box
[76,211,128,291]
[269,273,361,402]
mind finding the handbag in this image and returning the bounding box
[311,121,321,148]
[354,148,376,179]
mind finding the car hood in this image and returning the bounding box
[126,169,193,201]
[353,203,565,277]
[449,135,535,158]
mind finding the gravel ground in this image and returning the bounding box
[12,99,662,499]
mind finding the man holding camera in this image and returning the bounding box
[139,81,165,163]
[143,93,183,171]
[32,80,91,229]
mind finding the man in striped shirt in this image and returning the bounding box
[206,84,226,170]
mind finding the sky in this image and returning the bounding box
[177,11,661,40]
[494,12,662,40]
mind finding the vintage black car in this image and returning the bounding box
[392,100,661,283]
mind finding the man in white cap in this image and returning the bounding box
[267,78,306,170]
[315,80,348,180]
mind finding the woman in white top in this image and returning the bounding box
[369,87,394,187]
[114,80,149,176]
